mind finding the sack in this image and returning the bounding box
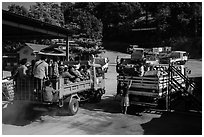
[143,70,160,77]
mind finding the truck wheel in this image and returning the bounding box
[67,98,79,116]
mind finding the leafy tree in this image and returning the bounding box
[94,2,142,40]
[8,4,29,16]
[29,2,64,26]
[62,2,103,47]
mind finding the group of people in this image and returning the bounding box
[61,64,92,84]
[116,56,167,77]
[13,56,93,91]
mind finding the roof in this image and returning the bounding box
[38,47,66,56]
[132,48,144,51]
[38,52,66,57]
[2,10,71,40]
[25,43,49,52]
[172,51,187,53]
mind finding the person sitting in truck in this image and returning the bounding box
[43,80,58,102]
[86,65,92,80]
[69,66,81,82]
[79,65,91,80]
[61,65,75,83]
[78,65,87,80]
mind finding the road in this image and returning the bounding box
[2,52,202,135]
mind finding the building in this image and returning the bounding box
[17,43,49,63]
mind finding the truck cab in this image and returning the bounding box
[170,51,188,65]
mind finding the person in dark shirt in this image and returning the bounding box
[61,65,75,83]
[69,66,81,82]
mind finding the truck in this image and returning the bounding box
[116,55,198,113]
[94,57,109,73]
[12,60,105,115]
[127,45,139,54]
[169,51,188,65]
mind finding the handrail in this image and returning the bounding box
[171,76,202,107]
[170,65,195,89]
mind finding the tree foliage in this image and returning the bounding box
[61,2,103,47]
[5,2,202,57]
[29,2,64,26]
[8,3,64,27]
[94,2,142,40]
[8,4,29,16]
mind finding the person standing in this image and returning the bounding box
[33,56,48,93]
[121,80,132,114]
[16,59,28,96]
[18,58,28,78]
[121,83,130,114]
[52,58,59,89]
[47,59,53,78]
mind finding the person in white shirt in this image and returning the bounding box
[33,56,48,93]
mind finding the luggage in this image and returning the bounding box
[2,79,15,101]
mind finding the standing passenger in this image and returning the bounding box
[52,58,59,89]
[18,58,28,78]
[16,58,28,97]
[48,59,53,79]
[33,56,48,93]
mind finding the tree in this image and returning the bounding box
[62,2,103,47]
[8,4,29,16]
[94,2,142,40]
[29,2,64,26]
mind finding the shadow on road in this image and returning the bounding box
[141,76,202,135]
[81,95,145,115]
[141,111,202,135]
[2,102,44,126]
[81,95,122,114]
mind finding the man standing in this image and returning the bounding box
[33,56,48,93]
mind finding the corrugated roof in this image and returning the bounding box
[25,43,49,52]
[3,10,70,40]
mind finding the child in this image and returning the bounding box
[43,80,58,102]
[121,83,130,114]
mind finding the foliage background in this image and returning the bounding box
[3,2,202,58]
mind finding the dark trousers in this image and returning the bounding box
[34,77,43,92]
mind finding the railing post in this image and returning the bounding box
[166,63,171,111]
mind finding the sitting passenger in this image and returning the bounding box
[85,65,92,80]
[69,66,83,81]
[43,80,58,102]
[78,65,88,80]
[61,65,75,83]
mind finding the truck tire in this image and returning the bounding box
[67,98,79,116]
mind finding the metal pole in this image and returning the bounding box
[166,63,171,111]
[66,36,70,61]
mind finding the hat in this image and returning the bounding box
[25,62,31,67]
[64,65,68,68]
